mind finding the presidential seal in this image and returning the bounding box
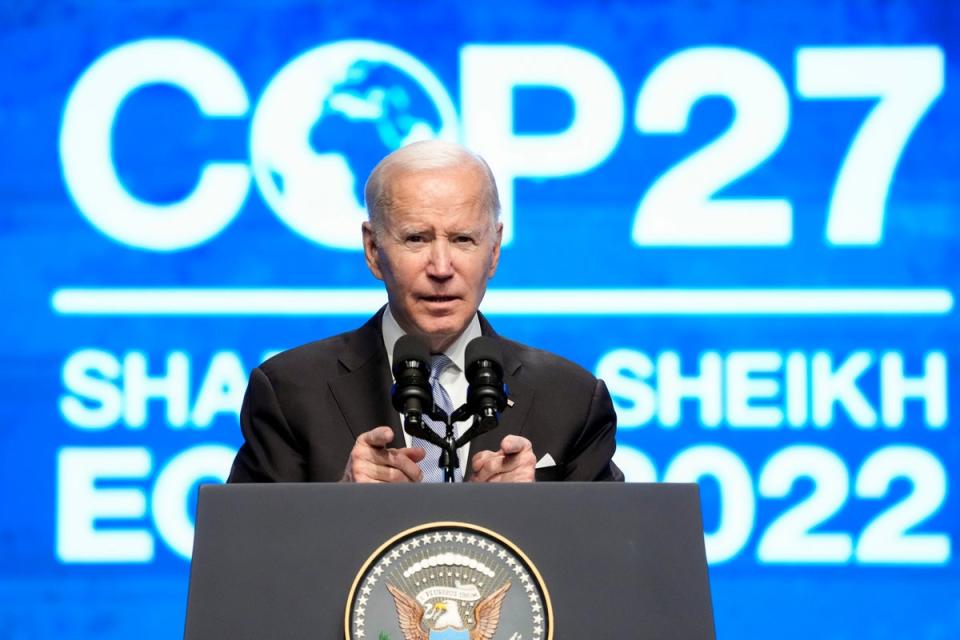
[345,522,552,640]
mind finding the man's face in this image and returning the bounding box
[363,163,502,352]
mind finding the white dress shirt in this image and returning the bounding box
[381,306,482,477]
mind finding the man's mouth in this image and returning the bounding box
[421,295,459,303]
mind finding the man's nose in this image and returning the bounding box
[426,239,454,278]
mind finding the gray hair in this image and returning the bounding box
[364,140,501,235]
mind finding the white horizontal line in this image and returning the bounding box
[52,288,388,316]
[51,287,954,316]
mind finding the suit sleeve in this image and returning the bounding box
[227,366,308,482]
[563,379,625,482]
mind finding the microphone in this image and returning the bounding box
[391,335,433,431]
[391,335,456,481]
[463,336,507,432]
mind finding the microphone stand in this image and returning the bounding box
[402,403,503,483]
[400,406,458,483]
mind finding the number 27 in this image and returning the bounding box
[632,46,945,247]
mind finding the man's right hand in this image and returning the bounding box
[341,426,426,483]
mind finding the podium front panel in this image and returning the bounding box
[184,483,715,639]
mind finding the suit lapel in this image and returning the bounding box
[327,310,405,449]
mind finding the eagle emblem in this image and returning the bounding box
[346,524,551,640]
[387,580,510,640]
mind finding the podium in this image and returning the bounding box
[184,483,716,639]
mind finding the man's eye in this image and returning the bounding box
[453,235,475,244]
[406,235,425,243]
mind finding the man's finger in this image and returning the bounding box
[481,455,508,480]
[471,450,497,474]
[500,448,537,481]
[388,447,425,482]
[361,459,414,483]
[353,447,423,483]
[499,435,532,455]
[471,441,536,483]
[345,427,420,482]
[403,447,427,463]
[362,445,424,482]
[470,450,505,482]
[359,425,396,448]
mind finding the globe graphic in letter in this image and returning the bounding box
[250,41,459,249]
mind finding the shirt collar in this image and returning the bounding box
[382,305,481,375]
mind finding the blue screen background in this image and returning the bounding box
[1,1,958,638]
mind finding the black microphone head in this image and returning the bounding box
[465,337,507,420]
[391,334,433,415]
[465,336,503,380]
[393,334,430,377]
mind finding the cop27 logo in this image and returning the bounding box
[59,39,943,251]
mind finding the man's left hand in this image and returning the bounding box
[469,435,536,483]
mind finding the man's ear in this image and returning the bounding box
[487,222,503,278]
[362,222,384,281]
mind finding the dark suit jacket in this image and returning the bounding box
[228,310,623,482]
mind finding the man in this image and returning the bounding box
[228,140,623,483]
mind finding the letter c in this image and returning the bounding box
[59,39,250,251]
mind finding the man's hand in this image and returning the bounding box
[469,435,536,483]
[342,426,426,483]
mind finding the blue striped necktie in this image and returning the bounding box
[413,354,461,482]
